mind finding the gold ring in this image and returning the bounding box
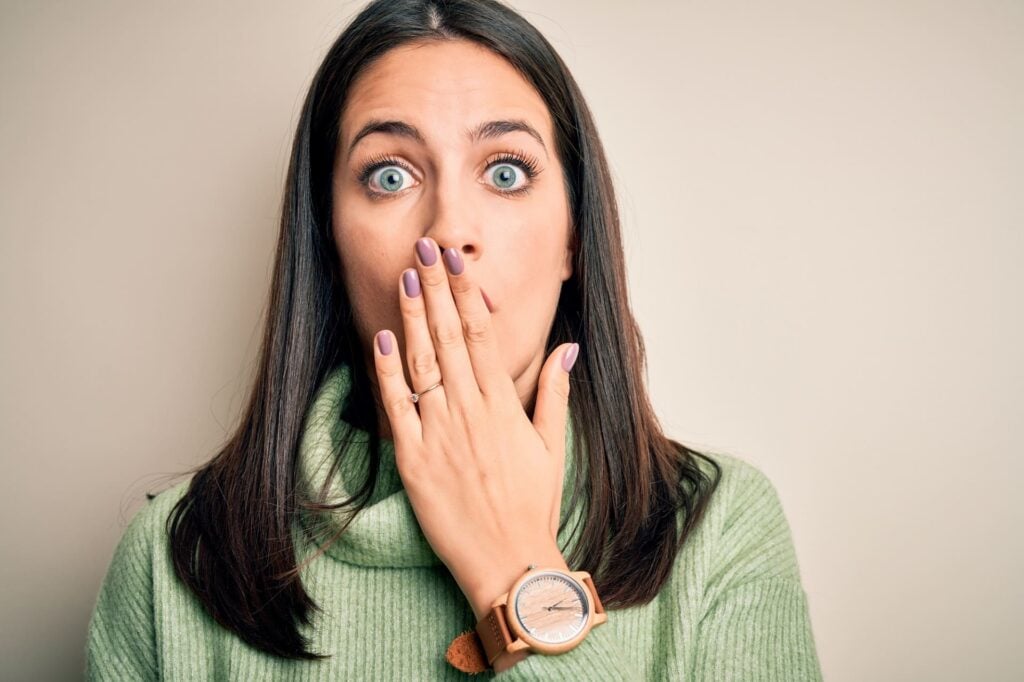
[409,380,443,403]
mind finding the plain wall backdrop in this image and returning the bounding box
[1,0,1020,679]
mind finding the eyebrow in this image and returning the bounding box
[346,118,549,159]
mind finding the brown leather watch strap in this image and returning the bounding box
[443,606,512,675]
[445,629,490,675]
[475,599,515,665]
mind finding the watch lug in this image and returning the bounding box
[508,639,531,654]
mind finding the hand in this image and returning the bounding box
[372,237,580,621]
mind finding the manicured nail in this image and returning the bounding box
[402,269,421,297]
[377,331,393,355]
[443,247,464,275]
[416,238,437,266]
[562,343,579,372]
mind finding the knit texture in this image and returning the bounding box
[85,362,823,680]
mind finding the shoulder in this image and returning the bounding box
[102,478,192,586]
[700,451,788,519]
[671,453,824,681]
[87,478,193,679]
[687,450,804,584]
[123,478,192,544]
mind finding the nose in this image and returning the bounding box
[421,193,494,311]
[434,243,476,261]
[422,209,481,262]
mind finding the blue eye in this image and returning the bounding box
[364,164,414,194]
[489,164,524,191]
[485,151,542,196]
[355,150,543,200]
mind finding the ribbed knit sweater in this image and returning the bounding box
[85,362,823,680]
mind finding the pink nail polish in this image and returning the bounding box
[377,331,393,355]
[562,343,579,372]
[402,269,421,297]
[416,238,437,266]
[443,247,464,275]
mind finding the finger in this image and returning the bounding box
[412,237,480,407]
[535,342,578,542]
[439,244,516,402]
[532,342,578,458]
[372,329,422,448]
[399,266,448,411]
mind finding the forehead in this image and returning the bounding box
[340,39,554,153]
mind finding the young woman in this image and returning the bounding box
[86,1,823,679]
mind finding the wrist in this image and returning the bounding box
[465,545,571,622]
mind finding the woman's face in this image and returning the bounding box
[333,39,574,419]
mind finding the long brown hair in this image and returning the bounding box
[165,0,722,660]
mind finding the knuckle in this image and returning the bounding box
[432,323,463,349]
[402,302,427,319]
[462,315,490,344]
[449,276,472,296]
[379,361,404,381]
[422,274,447,291]
[387,392,414,416]
[411,350,436,374]
[552,375,571,402]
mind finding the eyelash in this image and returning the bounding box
[355,150,542,200]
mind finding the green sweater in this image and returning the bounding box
[85,363,823,680]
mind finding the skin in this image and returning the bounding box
[333,38,575,434]
[332,40,579,671]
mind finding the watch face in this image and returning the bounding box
[512,571,590,644]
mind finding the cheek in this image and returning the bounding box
[334,228,405,333]
[507,224,566,286]
[500,233,565,326]
[335,207,396,286]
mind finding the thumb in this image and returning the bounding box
[532,342,579,457]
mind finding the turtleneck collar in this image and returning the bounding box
[295,361,582,569]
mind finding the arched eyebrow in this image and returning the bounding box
[346,118,549,160]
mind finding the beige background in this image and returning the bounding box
[2,0,1021,679]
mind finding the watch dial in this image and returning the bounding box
[513,572,590,644]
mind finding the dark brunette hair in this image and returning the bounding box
[165,0,721,660]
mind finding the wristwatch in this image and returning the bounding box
[445,563,608,674]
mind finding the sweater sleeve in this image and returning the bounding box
[495,457,823,681]
[689,460,823,681]
[492,617,642,680]
[84,498,160,681]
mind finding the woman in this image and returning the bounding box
[86,0,823,679]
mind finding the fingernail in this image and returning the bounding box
[562,343,579,372]
[377,331,393,355]
[416,238,437,266]
[402,269,421,297]
[443,247,464,275]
